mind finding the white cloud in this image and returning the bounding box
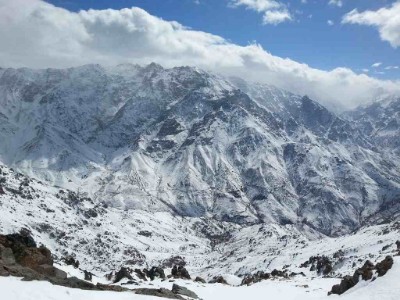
[362,69,369,73]
[0,0,399,110]
[263,10,292,25]
[329,0,343,7]
[385,66,399,70]
[342,2,400,48]
[327,20,334,26]
[230,0,292,25]
[371,62,382,68]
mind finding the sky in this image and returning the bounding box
[0,0,399,110]
[45,0,400,80]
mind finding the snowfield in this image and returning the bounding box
[2,257,399,300]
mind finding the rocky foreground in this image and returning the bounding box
[1,230,399,300]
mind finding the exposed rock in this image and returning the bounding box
[0,185,5,195]
[64,256,80,268]
[209,276,228,284]
[114,267,133,283]
[0,245,16,265]
[84,270,93,281]
[134,268,147,281]
[146,266,166,281]
[134,287,184,299]
[329,275,357,295]
[162,256,186,268]
[329,256,394,295]
[194,276,206,283]
[172,283,198,299]
[171,265,191,279]
[396,240,400,250]
[301,256,332,276]
[35,264,67,279]
[137,230,152,237]
[375,256,393,277]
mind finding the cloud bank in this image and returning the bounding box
[342,1,400,48]
[0,0,399,110]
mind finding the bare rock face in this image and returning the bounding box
[209,276,228,284]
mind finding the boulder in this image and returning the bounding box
[36,264,67,279]
[172,283,198,299]
[194,276,206,283]
[64,256,80,268]
[171,265,191,279]
[329,275,357,295]
[114,267,133,283]
[375,256,393,277]
[146,266,165,281]
[134,268,147,281]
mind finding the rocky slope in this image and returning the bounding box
[0,64,399,237]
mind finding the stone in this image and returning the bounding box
[172,283,198,299]
[194,276,206,283]
[209,276,228,284]
[114,267,133,283]
[375,256,393,277]
[171,265,191,279]
[0,245,16,265]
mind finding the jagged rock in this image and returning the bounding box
[329,275,357,295]
[194,276,206,283]
[134,268,147,281]
[114,267,133,283]
[162,256,186,268]
[271,269,289,278]
[396,241,400,250]
[241,271,271,286]
[301,256,332,276]
[17,246,53,269]
[375,256,393,277]
[64,256,80,268]
[353,260,374,281]
[84,270,93,281]
[329,256,394,295]
[0,185,5,195]
[146,266,166,281]
[172,283,198,299]
[134,287,184,299]
[209,276,228,284]
[137,231,152,237]
[171,265,191,279]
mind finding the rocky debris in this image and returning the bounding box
[0,185,5,195]
[145,266,166,281]
[209,276,228,284]
[162,256,186,268]
[329,256,394,295]
[172,283,199,299]
[241,271,271,286]
[241,269,292,286]
[64,256,80,268]
[114,267,133,283]
[171,265,191,279]
[396,240,400,251]
[300,256,333,275]
[194,276,206,283]
[134,287,184,299]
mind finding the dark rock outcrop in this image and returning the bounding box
[134,287,184,299]
[329,256,394,295]
[114,267,133,283]
[194,276,206,283]
[209,276,228,284]
[171,265,191,279]
[301,256,332,276]
[172,284,198,299]
[146,266,166,281]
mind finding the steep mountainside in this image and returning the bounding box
[0,64,399,237]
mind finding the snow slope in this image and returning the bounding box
[0,64,399,236]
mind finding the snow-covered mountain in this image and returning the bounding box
[0,63,399,238]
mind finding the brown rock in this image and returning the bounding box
[375,256,393,277]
